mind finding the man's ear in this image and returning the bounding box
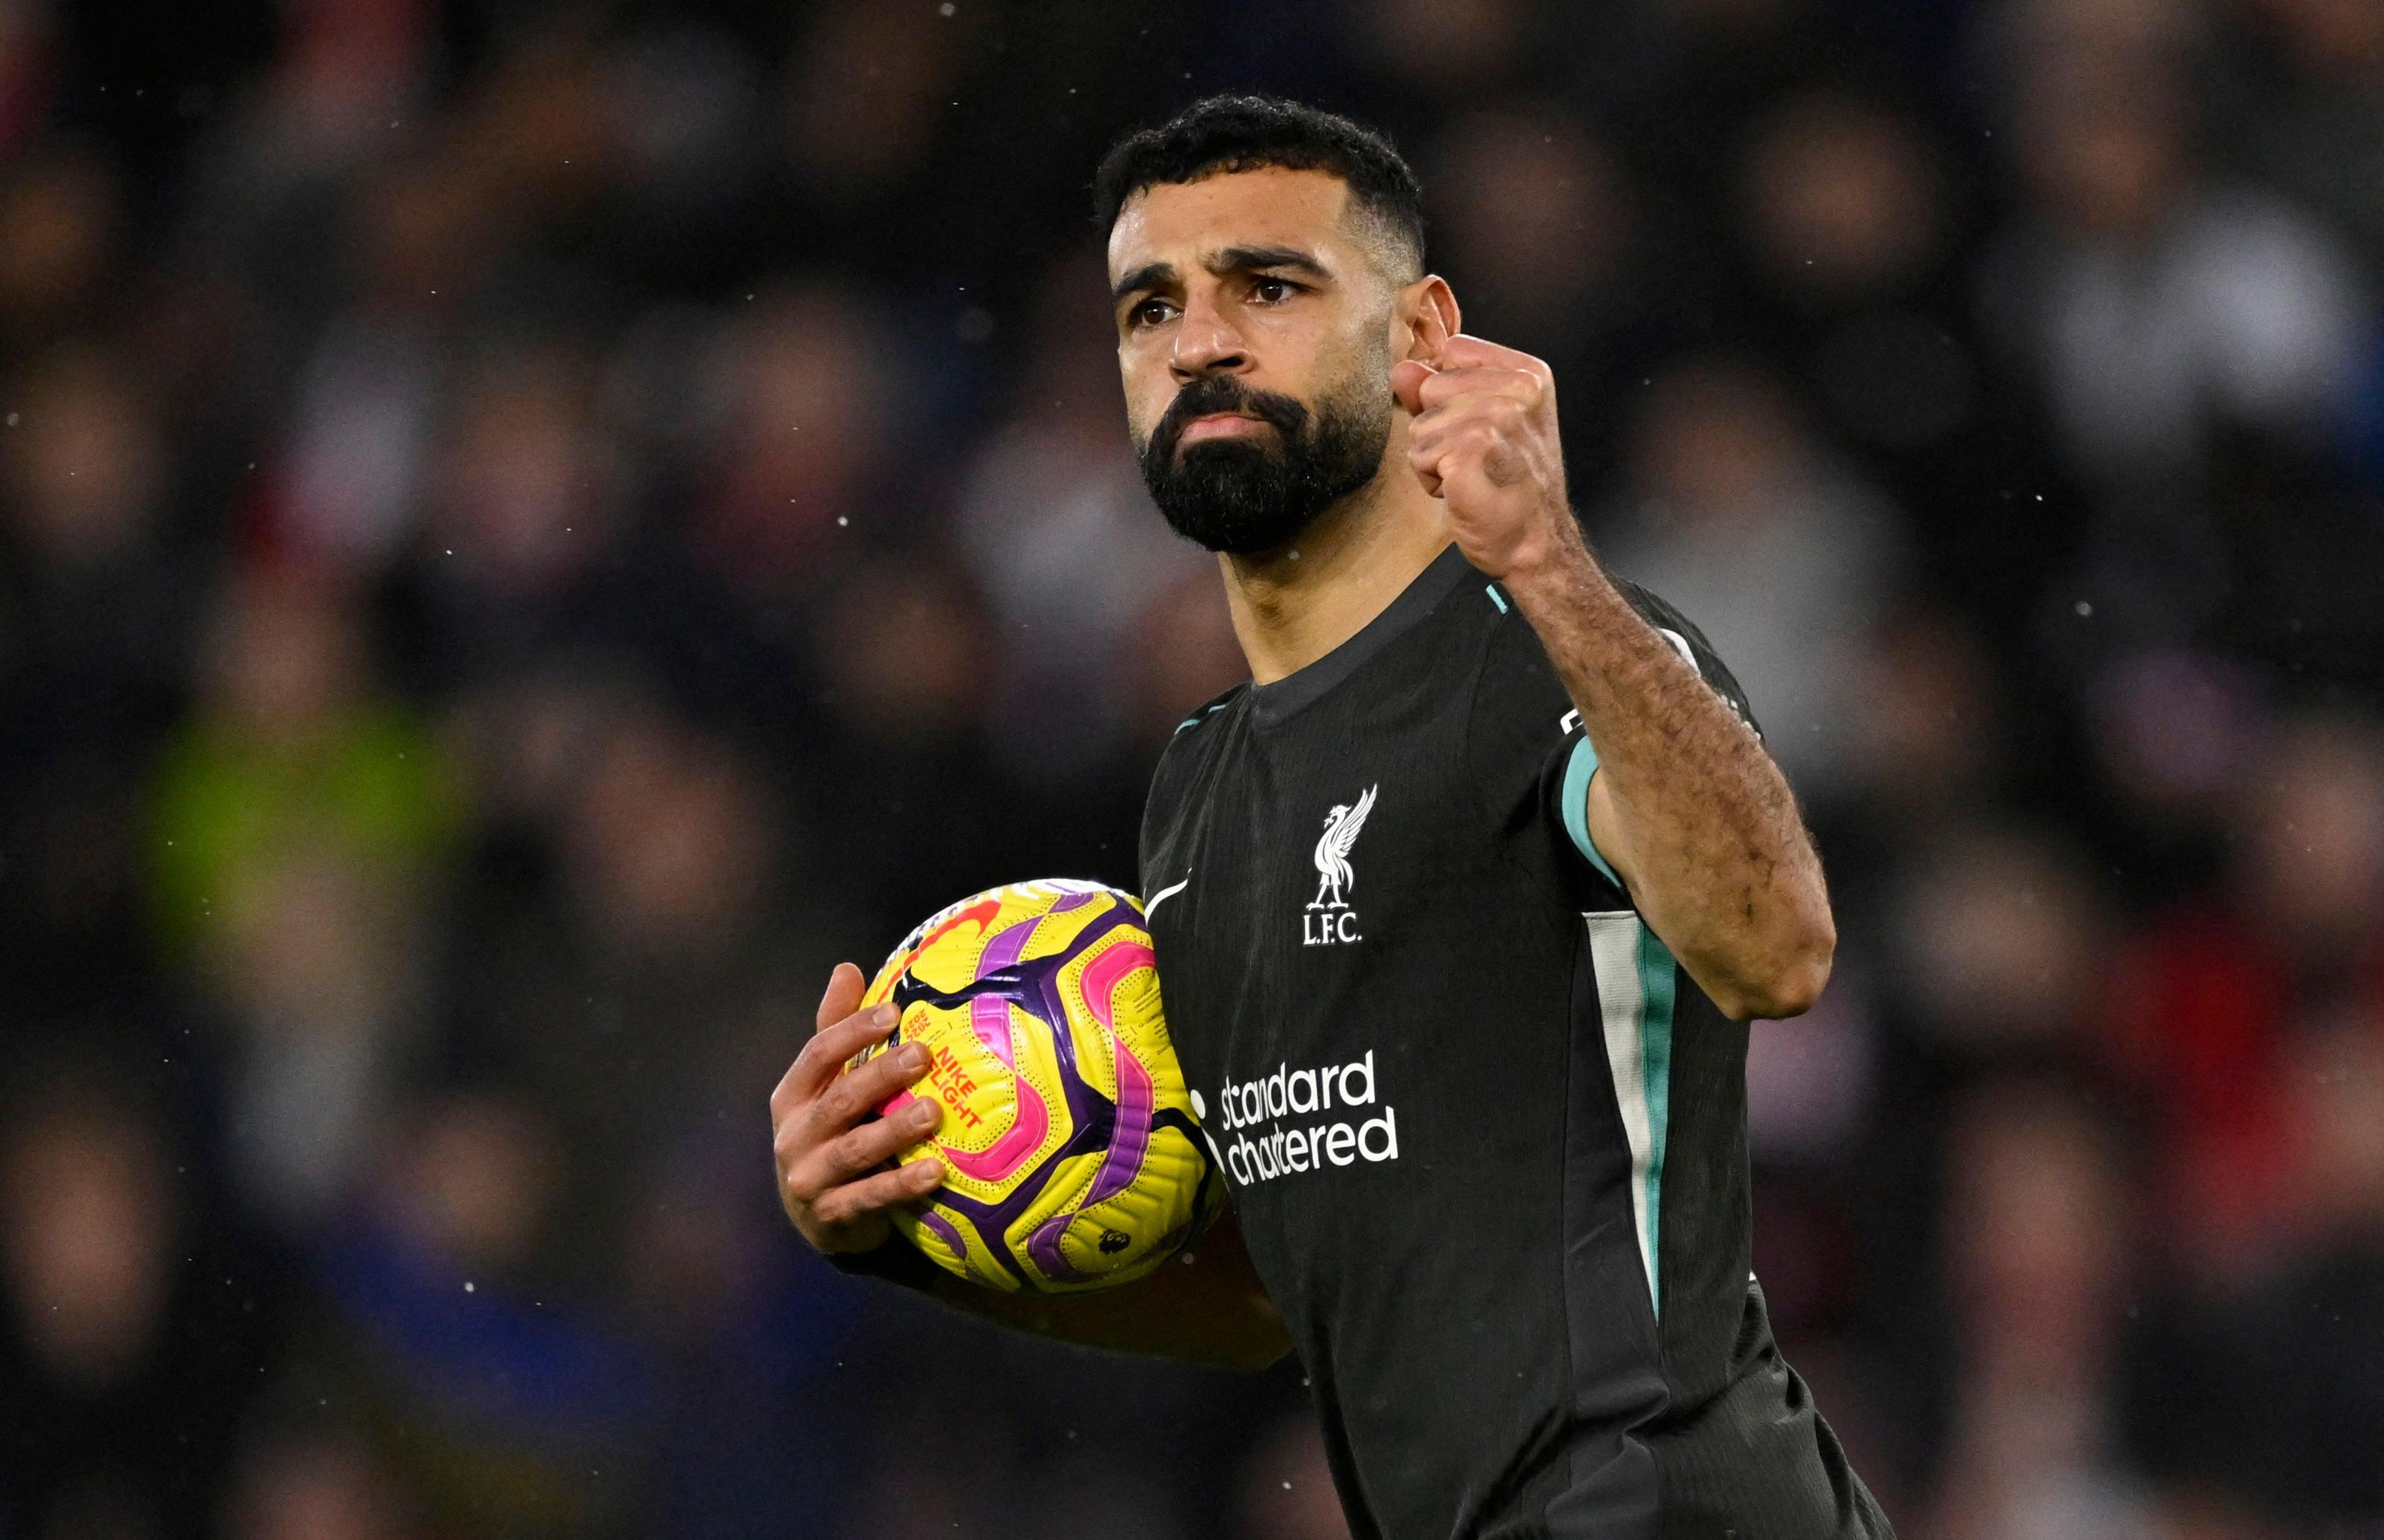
[1399,276,1460,366]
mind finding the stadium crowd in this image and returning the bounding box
[2,0,2382,1535]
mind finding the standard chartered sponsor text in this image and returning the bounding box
[1214,1050,1399,1184]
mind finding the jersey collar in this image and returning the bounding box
[1248,543,1474,727]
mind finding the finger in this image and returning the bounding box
[811,1158,947,1230]
[776,964,872,1119]
[815,962,866,1032]
[1436,333,1546,374]
[1408,443,1444,498]
[800,1097,942,1192]
[1402,420,1475,475]
[787,1002,903,1106]
[813,1040,934,1132]
[1416,366,1542,413]
[1390,358,1434,415]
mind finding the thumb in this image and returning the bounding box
[1390,358,1434,416]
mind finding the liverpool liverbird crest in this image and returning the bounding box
[1307,785,1378,911]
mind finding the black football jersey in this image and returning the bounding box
[1138,544,1891,1540]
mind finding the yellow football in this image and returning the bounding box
[857,879,1222,1293]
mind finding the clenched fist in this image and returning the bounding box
[1391,335,1580,583]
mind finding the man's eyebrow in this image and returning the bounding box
[1111,261,1176,304]
[1109,246,1333,305]
[1207,245,1331,281]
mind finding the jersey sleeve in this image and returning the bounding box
[1611,578,1759,741]
[1463,579,1759,906]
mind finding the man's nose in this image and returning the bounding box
[1170,295,1252,382]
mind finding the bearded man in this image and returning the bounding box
[770,96,1892,1540]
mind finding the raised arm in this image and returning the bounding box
[1395,336,1834,1020]
[770,963,1291,1371]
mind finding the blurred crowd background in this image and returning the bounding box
[2,0,2382,1536]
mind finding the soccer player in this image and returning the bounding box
[770,97,1893,1539]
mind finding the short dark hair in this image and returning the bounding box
[1092,95,1426,277]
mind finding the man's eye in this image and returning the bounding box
[1129,299,1175,329]
[1252,277,1297,303]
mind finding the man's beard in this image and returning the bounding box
[1134,367,1393,556]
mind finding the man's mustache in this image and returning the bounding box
[1150,376,1311,461]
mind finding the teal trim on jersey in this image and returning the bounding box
[1561,737,1622,888]
[1174,701,1232,734]
[1583,911,1667,1314]
[1484,583,1510,614]
[1635,923,1677,1317]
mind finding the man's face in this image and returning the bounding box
[1107,168,1402,555]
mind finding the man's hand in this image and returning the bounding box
[770,971,1292,1371]
[770,961,945,1255]
[1391,335,1580,583]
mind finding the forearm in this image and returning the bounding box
[867,1210,1291,1373]
[1502,530,1834,1020]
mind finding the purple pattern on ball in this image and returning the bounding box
[918,1210,968,1269]
[918,891,1156,1288]
[974,910,1039,978]
[1077,940,1158,1210]
[1025,1213,1084,1282]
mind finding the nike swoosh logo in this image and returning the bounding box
[1144,875,1191,917]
